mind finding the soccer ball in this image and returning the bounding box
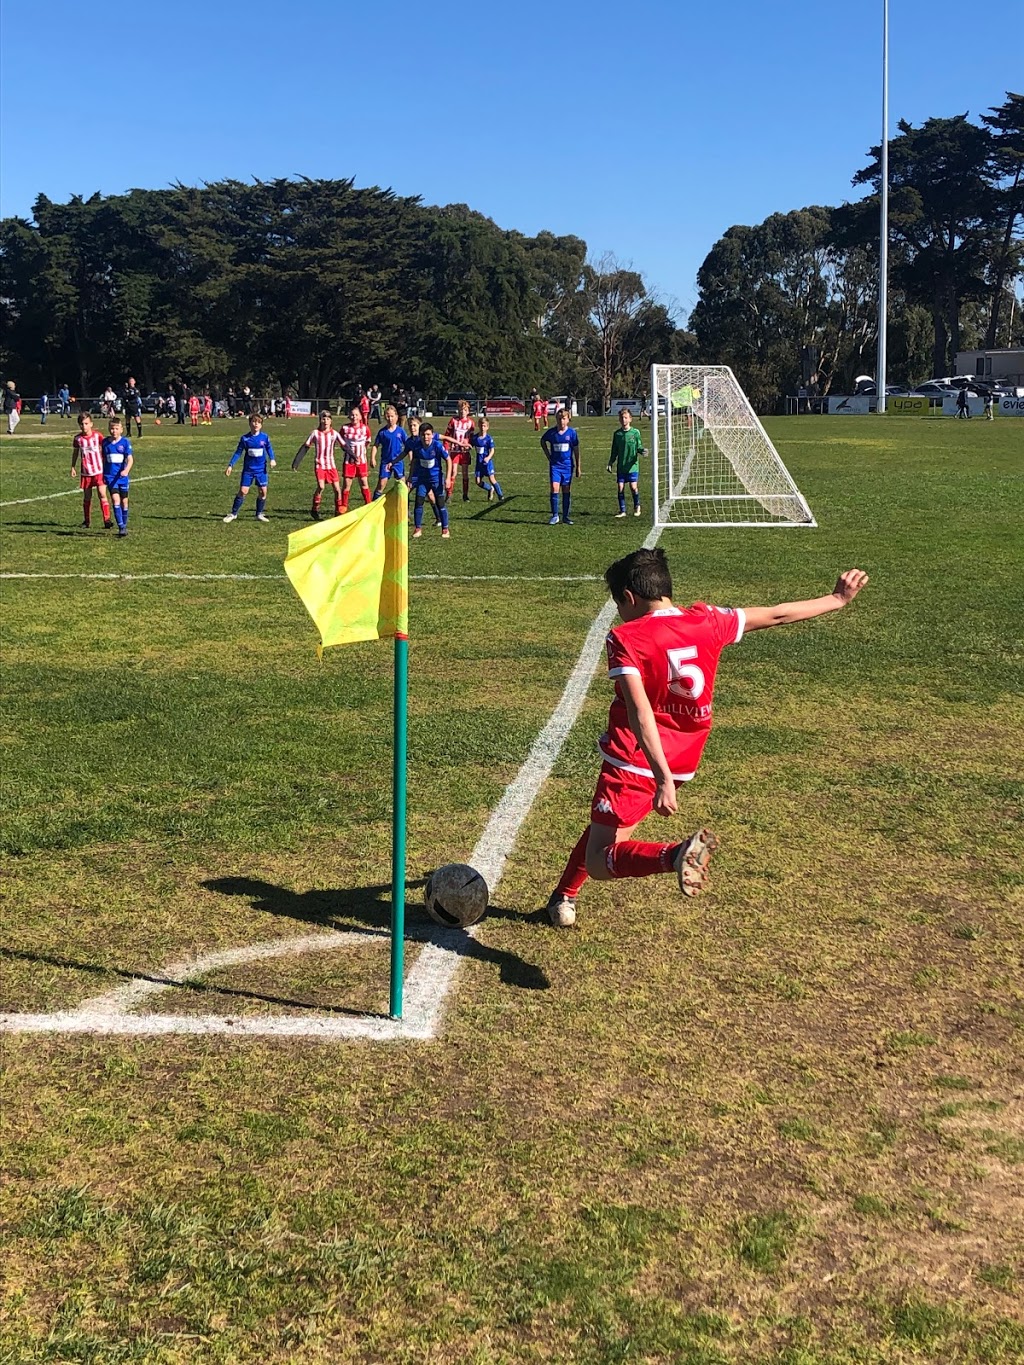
[424,863,489,928]
[154,418,161,425]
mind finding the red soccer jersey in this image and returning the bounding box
[445,416,475,449]
[600,603,745,781]
[74,432,104,476]
[341,422,369,464]
[305,427,343,472]
[359,396,370,420]
[189,395,200,414]
[533,399,547,420]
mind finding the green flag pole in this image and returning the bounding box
[390,631,409,1019]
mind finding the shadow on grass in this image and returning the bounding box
[0,945,369,1017]
[202,876,550,992]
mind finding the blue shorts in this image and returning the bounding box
[382,460,405,480]
[476,458,494,479]
[617,469,639,484]
[107,476,130,494]
[239,467,269,489]
[548,462,573,485]
[413,478,444,500]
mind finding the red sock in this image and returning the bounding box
[83,495,91,526]
[334,497,343,516]
[556,828,590,898]
[606,841,679,878]
[340,491,350,511]
[312,492,322,512]
[362,486,372,504]
[100,500,110,521]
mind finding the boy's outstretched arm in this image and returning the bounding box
[742,569,869,632]
[620,674,678,818]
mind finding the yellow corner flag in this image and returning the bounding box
[284,481,408,652]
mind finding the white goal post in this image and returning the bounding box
[650,364,816,528]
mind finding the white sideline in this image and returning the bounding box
[0,469,202,507]
[0,571,602,584]
[0,526,664,1041]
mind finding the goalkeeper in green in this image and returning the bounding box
[607,408,645,517]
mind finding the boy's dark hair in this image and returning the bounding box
[604,548,672,603]
[420,422,434,435]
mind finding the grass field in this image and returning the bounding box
[1,412,1022,1363]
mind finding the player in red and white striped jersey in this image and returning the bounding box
[339,405,375,512]
[545,548,869,928]
[293,410,346,519]
[70,412,113,529]
[444,399,475,501]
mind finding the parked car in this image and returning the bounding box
[546,395,578,416]
[482,395,525,416]
[142,392,163,413]
[853,383,907,397]
[910,380,954,396]
[434,392,480,416]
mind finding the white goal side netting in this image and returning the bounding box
[650,364,815,528]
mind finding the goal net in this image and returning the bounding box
[650,364,816,528]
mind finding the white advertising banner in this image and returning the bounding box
[828,396,870,415]
[998,396,1024,417]
[941,395,984,417]
[287,400,313,416]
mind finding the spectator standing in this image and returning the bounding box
[4,381,21,434]
[955,386,971,419]
[57,384,72,418]
[39,391,50,424]
[368,383,382,422]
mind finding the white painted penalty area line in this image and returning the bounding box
[0,571,603,584]
[0,468,203,507]
[0,523,662,1041]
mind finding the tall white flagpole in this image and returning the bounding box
[876,0,889,414]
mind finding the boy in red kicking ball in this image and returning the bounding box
[70,412,114,529]
[546,547,869,926]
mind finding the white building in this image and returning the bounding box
[955,348,1024,386]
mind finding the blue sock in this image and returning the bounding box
[414,500,424,528]
[618,490,626,513]
[550,492,559,517]
[114,504,125,530]
[255,496,266,516]
[440,506,449,530]
[562,488,571,519]
[632,486,640,509]
[122,505,129,526]
[231,493,244,515]
[494,482,503,498]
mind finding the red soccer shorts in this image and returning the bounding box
[80,474,105,490]
[316,467,340,485]
[589,762,680,829]
[343,461,368,479]
[449,451,469,466]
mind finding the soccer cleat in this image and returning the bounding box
[614,511,627,518]
[546,892,577,928]
[561,517,574,526]
[674,828,719,898]
[80,521,90,528]
[412,527,422,538]
[548,514,560,525]
[310,509,321,521]
[441,528,451,538]
[634,506,642,517]
[118,528,128,538]
[487,488,494,501]
[104,520,114,530]
[256,513,269,522]
[462,492,469,501]
[222,513,237,522]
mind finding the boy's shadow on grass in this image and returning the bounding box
[202,876,550,993]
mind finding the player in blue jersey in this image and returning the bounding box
[409,422,451,539]
[472,418,504,501]
[540,407,581,525]
[102,417,134,537]
[372,405,409,498]
[223,412,276,522]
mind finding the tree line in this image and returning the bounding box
[690,92,1023,410]
[0,178,683,411]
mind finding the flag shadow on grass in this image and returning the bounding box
[203,876,550,993]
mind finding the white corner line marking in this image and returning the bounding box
[0,525,664,1041]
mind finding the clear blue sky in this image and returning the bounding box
[1,0,1018,321]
